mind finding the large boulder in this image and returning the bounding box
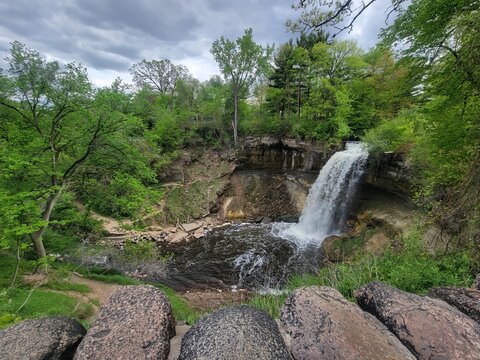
[0,316,86,360]
[354,281,480,360]
[280,286,415,360]
[427,286,480,323]
[74,285,175,360]
[179,305,292,360]
[474,274,480,290]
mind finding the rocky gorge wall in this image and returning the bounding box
[364,152,413,198]
[220,137,338,221]
[220,137,414,222]
[236,136,338,172]
[152,137,414,225]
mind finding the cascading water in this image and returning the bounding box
[273,142,368,245]
[166,142,368,291]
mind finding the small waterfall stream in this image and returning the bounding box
[273,142,368,245]
[166,142,369,291]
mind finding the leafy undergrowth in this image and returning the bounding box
[249,231,474,319]
[0,252,201,329]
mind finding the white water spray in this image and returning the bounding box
[273,142,368,246]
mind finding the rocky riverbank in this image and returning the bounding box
[2,281,479,359]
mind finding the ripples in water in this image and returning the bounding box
[165,223,326,292]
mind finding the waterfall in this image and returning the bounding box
[273,142,368,246]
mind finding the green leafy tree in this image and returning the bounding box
[211,28,273,145]
[0,42,146,258]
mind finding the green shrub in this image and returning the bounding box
[362,108,420,157]
[82,174,157,218]
[42,230,80,254]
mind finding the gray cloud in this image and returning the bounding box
[0,0,396,85]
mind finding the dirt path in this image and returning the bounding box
[181,289,251,313]
[69,273,121,305]
[65,273,123,321]
[74,201,132,234]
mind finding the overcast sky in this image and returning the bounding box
[0,0,395,87]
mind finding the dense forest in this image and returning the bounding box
[0,0,479,328]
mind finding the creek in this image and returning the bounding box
[165,142,369,292]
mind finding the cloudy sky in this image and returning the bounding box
[0,0,395,87]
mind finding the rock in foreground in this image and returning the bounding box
[427,286,480,323]
[355,281,480,360]
[0,316,86,360]
[280,286,415,360]
[179,305,291,360]
[74,285,175,360]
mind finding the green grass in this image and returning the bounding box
[0,252,95,328]
[155,284,203,325]
[43,281,91,293]
[0,287,93,328]
[248,293,288,319]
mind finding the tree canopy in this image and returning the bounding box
[211,28,273,145]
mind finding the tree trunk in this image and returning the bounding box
[31,234,46,259]
[233,91,238,146]
[30,187,63,258]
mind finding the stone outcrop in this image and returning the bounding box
[364,152,412,197]
[0,316,86,360]
[280,286,415,360]
[238,136,335,172]
[427,286,480,323]
[179,305,292,360]
[222,171,313,221]
[74,285,175,360]
[354,281,480,360]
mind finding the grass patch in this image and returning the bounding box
[0,288,93,328]
[248,293,288,319]
[1,251,202,327]
[154,284,203,325]
[0,252,95,328]
[43,281,91,293]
